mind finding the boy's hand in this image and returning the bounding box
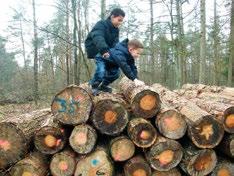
[134,79,145,86]
[102,52,110,59]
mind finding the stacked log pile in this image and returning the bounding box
[0,81,233,176]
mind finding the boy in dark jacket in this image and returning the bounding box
[85,8,125,92]
[90,38,145,94]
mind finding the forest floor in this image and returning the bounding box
[0,101,50,121]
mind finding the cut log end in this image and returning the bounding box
[51,85,92,125]
[0,122,27,170]
[50,150,76,176]
[110,136,135,162]
[223,106,234,133]
[188,115,224,148]
[34,126,66,154]
[156,110,187,139]
[187,149,217,176]
[92,99,129,136]
[132,89,161,118]
[152,168,181,176]
[69,124,97,154]
[128,118,157,148]
[124,156,151,176]
[146,139,182,171]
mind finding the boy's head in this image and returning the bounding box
[128,39,144,59]
[109,8,125,28]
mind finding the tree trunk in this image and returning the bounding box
[146,136,183,171]
[179,143,217,176]
[119,77,161,118]
[128,118,157,148]
[65,0,70,85]
[34,126,67,155]
[32,0,39,104]
[91,92,129,136]
[50,149,77,176]
[228,0,234,86]
[213,0,220,85]
[9,152,49,176]
[51,85,93,125]
[74,148,114,176]
[69,124,97,154]
[152,168,181,176]
[152,83,224,148]
[71,0,78,84]
[199,0,206,84]
[156,105,187,139]
[124,156,152,176]
[101,0,106,20]
[110,136,135,162]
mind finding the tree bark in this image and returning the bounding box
[32,0,39,104]
[101,0,106,20]
[228,0,234,86]
[199,0,206,84]
[217,134,234,158]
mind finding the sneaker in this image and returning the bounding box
[98,85,112,93]
[91,88,100,96]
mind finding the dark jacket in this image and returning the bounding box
[85,19,119,58]
[109,39,138,81]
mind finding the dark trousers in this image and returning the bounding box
[89,55,120,88]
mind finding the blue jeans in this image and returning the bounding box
[89,55,120,88]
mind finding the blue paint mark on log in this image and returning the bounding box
[91,159,99,167]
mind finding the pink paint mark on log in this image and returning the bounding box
[0,139,11,151]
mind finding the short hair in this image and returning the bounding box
[128,39,144,49]
[110,8,125,18]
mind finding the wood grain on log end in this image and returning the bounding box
[51,85,93,125]
[224,106,234,133]
[124,156,151,176]
[92,94,129,136]
[188,115,224,148]
[156,109,187,139]
[50,150,77,176]
[0,122,27,170]
[69,124,97,154]
[128,118,157,148]
[146,138,183,171]
[74,148,114,176]
[34,126,66,154]
[152,168,181,176]
[110,136,135,162]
